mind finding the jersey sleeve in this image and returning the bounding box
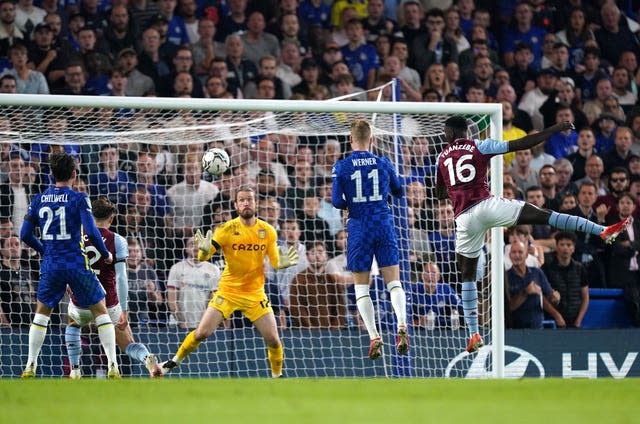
[114,234,128,263]
[331,161,347,209]
[385,157,404,198]
[20,198,43,254]
[266,224,281,269]
[475,138,509,155]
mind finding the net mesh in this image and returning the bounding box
[0,95,495,378]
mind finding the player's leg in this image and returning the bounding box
[379,265,409,355]
[88,300,120,378]
[252,308,283,378]
[517,202,630,243]
[163,302,226,371]
[65,302,93,379]
[346,220,382,358]
[111,304,163,378]
[457,253,484,353]
[22,301,53,378]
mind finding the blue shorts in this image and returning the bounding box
[38,266,105,309]
[346,216,399,272]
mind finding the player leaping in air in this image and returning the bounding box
[65,197,163,379]
[20,152,120,378]
[436,116,630,353]
[332,119,409,360]
[161,185,298,378]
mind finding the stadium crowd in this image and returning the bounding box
[1,0,640,333]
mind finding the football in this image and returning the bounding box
[202,148,230,176]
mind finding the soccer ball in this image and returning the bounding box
[202,148,230,176]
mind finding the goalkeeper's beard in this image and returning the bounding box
[239,208,255,219]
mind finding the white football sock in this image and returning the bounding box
[386,280,407,328]
[354,285,379,339]
[27,313,50,367]
[95,314,118,367]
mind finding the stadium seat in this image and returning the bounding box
[581,289,632,328]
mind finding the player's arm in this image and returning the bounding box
[386,157,404,198]
[266,227,299,269]
[506,121,574,152]
[434,158,449,200]
[195,228,220,261]
[19,211,43,254]
[331,162,347,209]
[114,234,129,314]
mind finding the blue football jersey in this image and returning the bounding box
[332,150,403,219]
[23,186,108,271]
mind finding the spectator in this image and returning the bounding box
[509,148,538,193]
[574,46,609,102]
[118,47,155,97]
[604,192,640,325]
[524,185,555,250]
[224,33,258,89]
[538,164,560,211]
[381,55,420,101]
[340,18,379,90]
[583,77,614,125]
[502,1,546,69]
[292,57,326,97]
[0,234,34,326]
[428,200,458,283]
[276,40,302,88]
[518,68,557,131]
[507,41,537,100]
[27,22,67,90]
[566,127,596,181]
[507,240,563,329]
[134,151,170,217]
[177,0,198,43]
[545,105,578,159]
[0,73,15,92]
[88,144,135,206]
[289,241,346,329]
[167,236,221,329]
[126,237,163,326]
[0,152,33,231]
[422,62,450,100]
[155,0,189,46]
[611,66,637,113]
[411,262,461,329]
[102,5,140,62]
[270,219,309,321]
[504,224,545,270]
[214,0,248,43]
[400,0,425,49]
[602,126,634,173]
[543,231,589,328]
[496,82,533,133]
[0,0,24,59]
[409,8,457,82]
[297,195,332,246]
[192,18,224,85]
[554,6,595,70]
[243,55,291,99]
[298,0,331,33]
[240,11,279,66]
[316,177,343,237]
[157,46,205,98]
[137,27,172,82]
[167,153,219,238]
[14,0,45,39]
[5,43,49,94]
[594,2,640,69]
[575,154,607,196]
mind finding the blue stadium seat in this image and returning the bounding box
[581,289,632,328]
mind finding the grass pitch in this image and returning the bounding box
[1,378,635,424]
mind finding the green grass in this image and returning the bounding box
[0,379,636,424]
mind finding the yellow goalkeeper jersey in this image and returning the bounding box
[212,217,280,300]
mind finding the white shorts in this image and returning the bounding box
[67,302,122,327]
[455,197,524,258]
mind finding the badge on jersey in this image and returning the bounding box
[258,229,266,239]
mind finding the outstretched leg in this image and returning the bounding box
[352,271,383,359]
[457,254,485,353]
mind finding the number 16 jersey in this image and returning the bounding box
[435,138,508,217]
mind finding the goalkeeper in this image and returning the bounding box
[161,185,298,378]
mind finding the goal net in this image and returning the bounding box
[0,93,503,378]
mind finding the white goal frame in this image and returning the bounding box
[0,94,504,378]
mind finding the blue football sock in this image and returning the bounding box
[548,211,604,235]
[125,342,151,364]
[65,326,82,367]
[461,281,479,336]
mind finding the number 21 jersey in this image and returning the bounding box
[436,138,508,217]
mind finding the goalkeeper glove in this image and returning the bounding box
[277,246,299,269]
[195,229,214,261]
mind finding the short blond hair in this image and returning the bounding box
[350,119,371,144]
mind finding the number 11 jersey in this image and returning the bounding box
[435,138,508,217]
[331,150,403,219]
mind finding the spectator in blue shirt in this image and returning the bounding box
[411,262,461,328]
[507,240,563,329]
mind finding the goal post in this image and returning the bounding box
[0,93,504,378]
